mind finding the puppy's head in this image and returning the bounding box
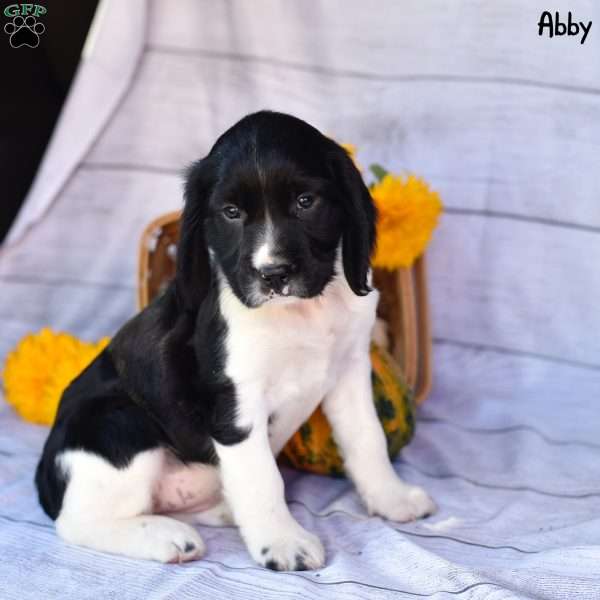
[177,111,376,310]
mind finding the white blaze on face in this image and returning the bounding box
[252,215,277,271]
[252,242,275,270]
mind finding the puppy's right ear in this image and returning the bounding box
[176,157,216,312]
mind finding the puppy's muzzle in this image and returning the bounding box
[258,262,297,294]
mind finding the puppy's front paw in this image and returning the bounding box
[247,521,325,571]
[367,484,436,523]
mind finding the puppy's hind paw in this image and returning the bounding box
[139,516,206,563]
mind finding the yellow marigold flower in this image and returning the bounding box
[2,328,109,425]
[371,173,442,269]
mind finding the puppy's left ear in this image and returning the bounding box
[329,143,377,296]
[176,156,216,312]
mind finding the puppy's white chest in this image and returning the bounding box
[220,277,378,452]
[260,330,334,446]
[228,303,339,431]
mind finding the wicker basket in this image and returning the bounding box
[138,211,432,404]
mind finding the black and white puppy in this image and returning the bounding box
[36,111,435,570]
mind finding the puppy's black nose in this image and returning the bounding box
[258,263,294,292]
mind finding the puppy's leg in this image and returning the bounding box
[55,449,205,563]
[323,353,436,522]
[215,414,324,571]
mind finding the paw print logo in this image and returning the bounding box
[4,15,45,48]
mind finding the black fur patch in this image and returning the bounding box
[294,553,308,571]
[265,559,280,571]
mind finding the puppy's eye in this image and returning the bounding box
[297,194,315,210]
[223,205,241,219]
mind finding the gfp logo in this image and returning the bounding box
[3,4,47,48]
